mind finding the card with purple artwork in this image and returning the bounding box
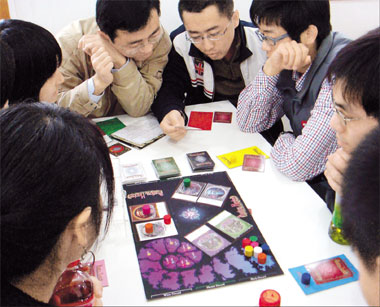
[185,225,231,257]
[172,180,206,202]
[198,183,231,207]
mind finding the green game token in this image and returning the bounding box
[250,236,258,242]
[184,178,191,187]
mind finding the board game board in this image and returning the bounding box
[124,171,283,300]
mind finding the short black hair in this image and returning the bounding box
[0,19,62,105]
[327,28,380,119]
[0,39,15,108]
[96,0,160,41]
[250,0,332,48]
[1,103,115,281]
[341,126,380,270]
[178,0,234,20]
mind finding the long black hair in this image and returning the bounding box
[1,103,115,281]
[0,19,62,104]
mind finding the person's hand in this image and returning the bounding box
[263,41,311,76]
[91,47,114,95]
[90,276,103,307]
[78,32,126,69]
[324,148,351,195]
[160,110,186,141]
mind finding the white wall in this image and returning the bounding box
[8,0,379,39]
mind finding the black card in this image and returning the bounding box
[186,151,215,172]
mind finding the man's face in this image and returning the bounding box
[257,23,292,58]
[112,8,161,62]
[182,5,239,61]
[330,80,378,153]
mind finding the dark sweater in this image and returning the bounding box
[1,282,50,306]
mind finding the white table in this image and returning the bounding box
[95,101,367,306]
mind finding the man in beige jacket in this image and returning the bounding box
[56,0,171,117]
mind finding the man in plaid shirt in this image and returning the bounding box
[237,0,350,209]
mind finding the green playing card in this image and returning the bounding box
[96,118,126,136]
[214,214,253,239]
[152,157,181,179]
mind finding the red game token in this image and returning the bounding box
[142,204,150,216]
[164,214,171,225]
[242,238,251,248]
[259,289,281,306]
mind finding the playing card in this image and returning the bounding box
[172,180,206,202]
[288,254,359,295]
[186,225,231,257]
[188,111,213,130]
[198,183,231,207]
[129,202,168,222]
[186,151,215,172]
[121,162,146,184]
[217,146,270,169]
[213,111,232,123]
[90,260,109,287]
[208,210,253,239]
[108,143,131,156]
[242,154,266,172]
[96,117,126,135]
[136,220,178,242]
[152,157,181,179]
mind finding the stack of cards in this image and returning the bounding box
[186,151,215,172]
[121,162,147,184]
[242,154,266,172]
[152,157,181,179]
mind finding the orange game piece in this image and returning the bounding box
[145,223,153,234]
[258,253,267,264]
[259,289,281,306]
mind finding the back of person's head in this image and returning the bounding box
[327,28,380,119]
[0,39,15,108]
[1,103,114,282]
[0,19,62,105]
[178,0,234,20]
[341,126,379,305]
[96,0,160,41]
[250,0,331,48]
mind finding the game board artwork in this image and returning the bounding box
[124,171,283,300]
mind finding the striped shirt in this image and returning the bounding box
[237,68,338,181]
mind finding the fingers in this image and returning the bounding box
[160,111,187,141]
[90,276,103,306]
[324,149,350,195]
[272,41,310,71]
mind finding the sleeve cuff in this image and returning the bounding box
[88,78,104,103]
[111,58,130,73]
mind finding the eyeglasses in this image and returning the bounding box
[123,28,163,54]
[332,100,362,126]
[185,20,232,44]
[255,30,289,47]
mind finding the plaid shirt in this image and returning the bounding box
[237,68,338,181]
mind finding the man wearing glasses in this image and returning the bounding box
[324,28,379,197]
[237,0,350,210]
[56,0,171,117]
[151,0,282,142]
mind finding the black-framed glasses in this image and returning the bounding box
[255,29,289,46]
[332,99,362,126]
[185,20,232,44]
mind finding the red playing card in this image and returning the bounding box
[188,111,213,130]
[307,257,354,285]
[213,112,232,123]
